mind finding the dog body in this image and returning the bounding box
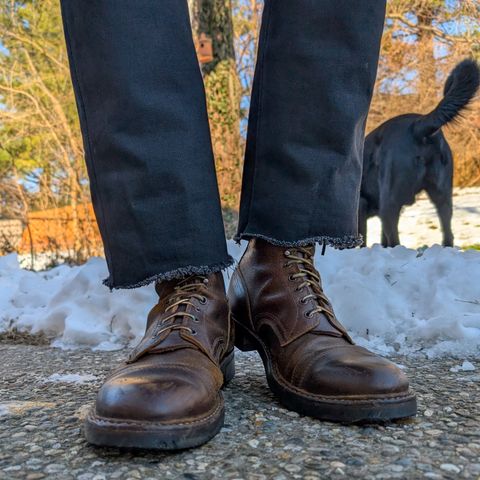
[359,60,479,247]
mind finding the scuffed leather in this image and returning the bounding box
[228,239,410,398]
[95,272,233,423]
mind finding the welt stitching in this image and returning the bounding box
[88,400,223,428]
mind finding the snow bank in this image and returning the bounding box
[44,373,98,384]
[319,244,480,358]
[1,241,479,358]
[0,254,154,350]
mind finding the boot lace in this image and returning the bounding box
[284,248,335,321]
[152,275,209,339]
[126,275,210,363]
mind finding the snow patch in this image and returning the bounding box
[449,360,476,372]
[366,187,480,248]
[1,240,479,359]
[44,373,98,384]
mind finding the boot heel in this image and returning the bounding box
[221,350,235,386]
[234,319,258,352]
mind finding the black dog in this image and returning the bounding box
[359,59,480,247]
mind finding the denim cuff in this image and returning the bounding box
[234,232,362,249]
[103,255,235,290]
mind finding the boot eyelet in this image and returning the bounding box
[300,298,307,304]
[193,317,200,323]
[288,275,296,281]
[305,311,314,318]
[190,329,197,335]
[199,296,207,304]
[284,250,291,256]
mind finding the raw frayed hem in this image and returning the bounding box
[102,256,235,291]
[234,233,363,249]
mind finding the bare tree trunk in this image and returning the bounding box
[191,0,242,215]
[417,7,437,109]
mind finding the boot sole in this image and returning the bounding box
[83,350,235,450]
[234,319,417,423]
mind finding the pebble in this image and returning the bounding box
[284,464,302,473]
[0,344,478,479]
[424,473,442,479]
[440,464,461,474]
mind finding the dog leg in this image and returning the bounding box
[381,231,388,247]
[380,204,401,247]
[426,187,454,247]
[358,197,369,247]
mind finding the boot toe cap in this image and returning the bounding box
[95,359,220,423]
[299,346,409,397]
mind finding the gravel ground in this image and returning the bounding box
[0,343,479,480]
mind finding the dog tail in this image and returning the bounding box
[413,59,480,140]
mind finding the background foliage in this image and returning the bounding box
[371,0,480,186]
[0,0,479,261]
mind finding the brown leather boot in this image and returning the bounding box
[84,272,234,449]
[228,239,416,422]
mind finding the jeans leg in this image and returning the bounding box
[60,0,232,289]
[236,0,386,248]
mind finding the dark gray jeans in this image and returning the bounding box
[60,0,386,289]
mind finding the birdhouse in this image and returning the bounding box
[196,33,213,64]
